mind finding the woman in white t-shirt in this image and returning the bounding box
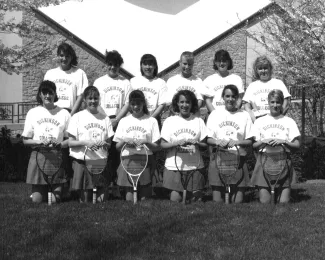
[68,86,114,203]
[248,89,300,203]
[207,85,252,203]
[44,42,88,116]
[23,80,71,203]
[161,90,208,202]
[114,90,160,201]
[243,56,291,122]
[130,54,167,129]
[204,50,244,112]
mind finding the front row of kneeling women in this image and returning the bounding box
[23,81,300,204]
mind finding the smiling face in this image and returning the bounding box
[141,60,156,79]
[177,94,192,118]
[215,59,229,74]
[84,92,100,114]
[40,89,56,106]
[130,99,144,117]
[180,56,194,78]
[268,95,283,117]
[58,50,72,71]
[222,88,238,112]
[107,61,120,78]
[256,62,271,82]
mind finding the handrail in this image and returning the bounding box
[0,102,38,123]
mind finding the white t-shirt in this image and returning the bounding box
[248,114,300,152]
[22,106,70,142]
[243,78,291,117]
[130,76,167,114]
[93,74,131,117]
[166,74,204,104]
[67,110,114,160]
[206,107,252,156]
[161,115,207,170]
[113,114,160,156]
[202,73,244,108]
[44,66,88,110]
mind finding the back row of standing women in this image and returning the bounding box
[23,43,300,205]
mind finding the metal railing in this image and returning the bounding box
[0,102,38,123]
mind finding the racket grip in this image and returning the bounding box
[48,191,52,206]
[271,190,275,205]
[93,187,97,204]
[225,192,230,204]
[133,191,137,204]
[182,190,187,204]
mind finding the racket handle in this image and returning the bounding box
[271,189,275,205]
[93,187,97,204]
[133,191,137,204]
[182,190,187,204]
[225,192,230,204]
[48,191,52,206]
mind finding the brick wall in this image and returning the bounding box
[22,15,109,102]
[161,30,247,85]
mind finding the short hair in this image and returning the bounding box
[57,43,78,67]
[83,86,100,99]
[221,84,239,99]
[268,89,284,105]
[252,56,273,81]
[36,80,59,104]
[180,51,194,61]
[105,50,124,67]
[140,54,158,77]
[213,49,233,70]
[129,90,149,115]
[172,90,199,114]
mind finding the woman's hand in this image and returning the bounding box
[268,138,286,146]
[215,139,229,148]
[227,139,239,148]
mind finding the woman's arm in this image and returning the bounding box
[205,97,215,113]
[151,104,165,119]
[71,95,83,116]
[282,97,291,115]
[244,102,256,123]
[23,137,44,147]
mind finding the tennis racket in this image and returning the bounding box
[84,147,109,204]
[35,145,64,205]
[120,143,148,204]
[260,144,290,205]
[174,144,201,204]
[215,145,241,204]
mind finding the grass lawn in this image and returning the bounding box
[1,182,325,260]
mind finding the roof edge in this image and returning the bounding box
[31,7,134,79]
[157,2,281,78]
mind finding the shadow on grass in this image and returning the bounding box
[290,188,311,203]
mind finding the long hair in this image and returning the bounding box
[140,54,158,77]
[57,42,78,67]
[129,90,149,115]
[213,49,233,70]
[36,80,59,104]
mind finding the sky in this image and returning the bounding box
[40,0,271,76]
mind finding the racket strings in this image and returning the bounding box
[36,148,63,177]
[216,151,240,177]
[263,152,288,179]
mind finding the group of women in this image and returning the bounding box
[22,43,300,204]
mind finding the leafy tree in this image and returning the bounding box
[0,0,67,75]
[248,0,325,136]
